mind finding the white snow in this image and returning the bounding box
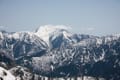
[112,33,120,37]
[96,38,102,44]
[104,34,120,43]
[63,31,72,39]
[8,31,35,40]
[99,49,105,60]
[0,32,4,39]
[0,67,15,80]
[8,32,20,39]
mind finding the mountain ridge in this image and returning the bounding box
[0,25,120,80]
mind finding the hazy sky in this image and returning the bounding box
[0,0,120,36]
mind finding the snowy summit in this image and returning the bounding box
[35,25,72,46]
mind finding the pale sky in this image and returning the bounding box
[0,0,120,36]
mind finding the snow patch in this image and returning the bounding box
[0,67,15,80]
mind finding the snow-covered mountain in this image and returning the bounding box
[0,25,120,80]
[0,31,48,58]
[35,25,74,48]
[35,25,93,48]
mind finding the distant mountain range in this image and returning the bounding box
[0,25,120,80]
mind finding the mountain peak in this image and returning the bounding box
[36,25,70,33]
[35,25,71,46]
